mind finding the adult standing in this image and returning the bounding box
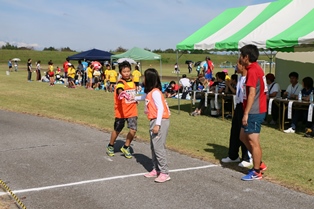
[239,44,267,181]
[27,58,32,82]
[221,60,252,168]
[63,58,69,85]
[205,56,214,81]
[36,60,41,81]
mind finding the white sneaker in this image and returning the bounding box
[238,160,253,168]
[284,127,295,133]
[221,157,241,163]
[269,120,276,125]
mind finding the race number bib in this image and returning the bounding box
[125,89,136,104]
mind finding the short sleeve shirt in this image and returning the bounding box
[244,62,267,114]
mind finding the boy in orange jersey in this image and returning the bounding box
[106,61,138,159]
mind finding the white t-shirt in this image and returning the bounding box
[267,82,281,98]
[179,78,191,87]
[236,75,246,104]
[285,83,302,99]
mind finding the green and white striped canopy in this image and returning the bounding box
[176,0,314,52]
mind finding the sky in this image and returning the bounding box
[0,0,276,52]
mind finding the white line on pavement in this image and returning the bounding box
[0,164,217,196]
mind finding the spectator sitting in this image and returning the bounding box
[225,74,238,94]
[264,73,281,125]
[165,81,179,98]
[222,69,231,81]
[282,72,303,100]
[190,74,210,116]
[209,72,226,116]
[179,74,191,92]
[284,77,314,133]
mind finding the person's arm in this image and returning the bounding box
[135,94,146,101]
[242,87,256,126]
[152,91,164,134]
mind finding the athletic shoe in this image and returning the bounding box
[120,146,132,159]
[144,169,160,178]
[221,157,241,163]
[238,160,253,168]
[248,162,268,173]
[106,145,114,157]
[154,173,171,183]
[284,127,295,133]
[260,162,267,171]
[241,170,262,181]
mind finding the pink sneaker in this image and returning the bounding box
[144,169,159,178]
[154,173,171,183]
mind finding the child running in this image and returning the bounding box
[135,68,171,183]
[106,61,138,159]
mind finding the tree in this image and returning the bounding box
[1,42,18,50]
[61,47,75,52]
[43,47,58,51]
[164,48,175,53]
[115,46,127,53]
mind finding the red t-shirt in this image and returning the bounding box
[243,62,267,114]
[63,61,69,73]
[206,60,214,74]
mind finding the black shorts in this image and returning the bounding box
[134,82,139,87]
[110,82,116,85]
[9,66,12,69]
[94,76,100,83]
[114,117,138,132]
[68,77,73,82]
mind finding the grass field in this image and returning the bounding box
[0,50,313,195]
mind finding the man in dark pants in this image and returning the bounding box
[221,61,251,167]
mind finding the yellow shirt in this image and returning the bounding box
[68,67,76,78]
[104,69,110,80]
[132,70,141,82]
[87,67,93,79]
[108,70,118,83]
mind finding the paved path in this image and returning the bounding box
[0,110,313,209]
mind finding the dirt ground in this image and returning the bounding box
[0,194,18,209]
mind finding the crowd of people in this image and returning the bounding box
[18,44,313,182]
[24,58,142,91]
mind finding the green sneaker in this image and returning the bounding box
[106,145,114,157]
[120,146,132,159]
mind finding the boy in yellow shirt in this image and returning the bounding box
[86,62,94,90]
[108,66,118,92]
[67,63,76,88]
[104,64,111,92]
[132,65,142,93]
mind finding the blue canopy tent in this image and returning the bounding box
[67,48,113,61]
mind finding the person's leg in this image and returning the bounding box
[107,118,124,156]
[271,102,279,122]
[241,113,265,180]
[151,119,170,183]
[121,117,137,158]
[227,104,242,160]
[247,133,262,170]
